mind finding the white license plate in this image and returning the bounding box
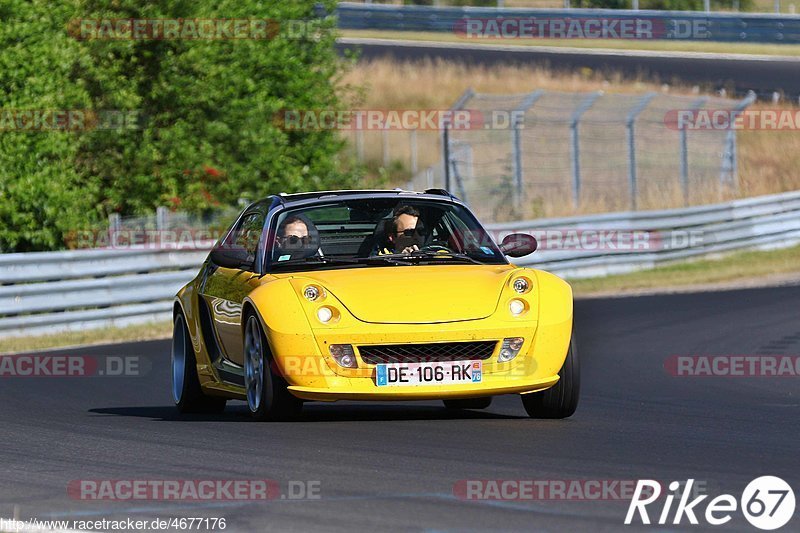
[375,360,482,387]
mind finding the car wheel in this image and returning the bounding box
[521,334,580,419]
[443,397,493,410]
[172,313,227,414]
[243,312,303,421]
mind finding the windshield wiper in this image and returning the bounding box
[382,251,485,265]
[271,256,360,269]
[271,252,487,270]
[272,255,409,269]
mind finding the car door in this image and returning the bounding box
[200,208,266,367]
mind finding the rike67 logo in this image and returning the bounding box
[625,477,795,530]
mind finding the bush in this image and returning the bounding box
[0,0,356,252]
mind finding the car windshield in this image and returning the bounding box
[267,198,506,272]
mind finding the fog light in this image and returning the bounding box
[304,285,322,301]
[509,299,526,316]
[512,277,530,294]
[499,337,524,362]
[317,306,334,323]
[330,344,357,368]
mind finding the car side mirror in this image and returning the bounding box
[209,247,253,270]
[500,233,537,258]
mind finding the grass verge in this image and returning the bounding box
[0,320,172,355]
[569,243,800,295]
[341,29,800,57]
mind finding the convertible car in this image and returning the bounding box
[172,189,578,420]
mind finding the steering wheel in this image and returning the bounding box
[419,243,452,253]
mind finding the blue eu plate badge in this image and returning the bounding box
[376,364,388,386]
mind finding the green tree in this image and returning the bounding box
[0,0,356,251]
[0,0,94,251]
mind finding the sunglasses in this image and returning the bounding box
[395,228,423,237]
[280,235,311,245]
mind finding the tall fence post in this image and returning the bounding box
[626,93,657,211]
[356,129,364,161]
[680,97,708,206]
[512,120,522,212]
[156,206,169,232]
[569,92,602,210]
[443,124,451,192]
[720,91,756,196]
[410,129,418,175]
[382,129,390,167]
[444,88,475,194]
[108,213,121,233]
[511,90,545,213]
[108,213,121,248]
[451,142,471,203]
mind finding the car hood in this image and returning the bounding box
[280,264,516,324]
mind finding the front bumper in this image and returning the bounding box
[267,309,571,402]
[287,374,560,402]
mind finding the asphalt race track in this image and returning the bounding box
[337,38,800,100]
[1,286,798,532]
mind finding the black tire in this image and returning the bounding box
[443,397,493,410]
[521,335,580,419]
[172,313,227,414]
[243,312,303,421]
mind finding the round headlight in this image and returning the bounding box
[512,278,530,294]
[317,306,333,323]
[507,337,524,350]
[304,285,321,301]
[509,299,526,316]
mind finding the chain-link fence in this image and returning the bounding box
[110,208,239,233]
[407,89,755,223]
[80,208,242,249]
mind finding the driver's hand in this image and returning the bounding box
[401,244,419,254]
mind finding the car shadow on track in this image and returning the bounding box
[88,403,527,422]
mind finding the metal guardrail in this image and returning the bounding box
[502,189,800,277]
[0,247,210,338]
[1,189,799,338]
[337,2,800,44]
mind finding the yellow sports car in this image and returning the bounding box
[172,189,578,420]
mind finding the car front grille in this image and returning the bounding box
[358,341,497,365]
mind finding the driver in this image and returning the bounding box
[374,204,425,255]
